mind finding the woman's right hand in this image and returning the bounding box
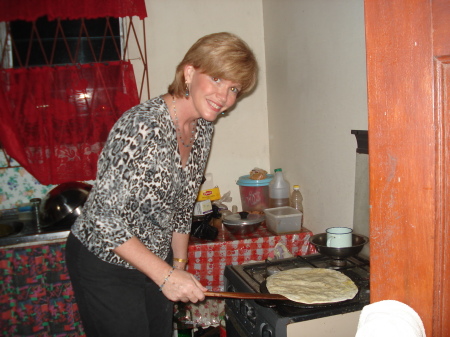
[160,267,207,303]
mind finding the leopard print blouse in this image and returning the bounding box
[71,96,214,268]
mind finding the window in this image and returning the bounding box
[3,16,122,68]
[0,0,148,185]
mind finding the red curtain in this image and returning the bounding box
[0,0,147,22]
[0,61,139,185]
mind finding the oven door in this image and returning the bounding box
[225,302,278,337]
[225,305,250,337]
[287,310,361,337]
[226,304,361,337]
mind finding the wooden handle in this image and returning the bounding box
[204,291,288,301]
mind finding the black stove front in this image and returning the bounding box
[224,254,370,337]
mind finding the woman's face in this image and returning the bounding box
[184,65,242,122]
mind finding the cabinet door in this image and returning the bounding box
[0,242,84,336]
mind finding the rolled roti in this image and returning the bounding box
[266,268,358,304]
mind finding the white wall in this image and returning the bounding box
[101,0,369,235]
[262,0,368,234]
[0,0,269,210]
[139,0,270,210]
[2,0,369,238]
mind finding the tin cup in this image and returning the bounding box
[326,227,353,248]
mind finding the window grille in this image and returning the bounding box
[0,1,149,185]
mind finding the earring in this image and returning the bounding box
[185,82,190,97]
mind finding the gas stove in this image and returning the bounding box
[224,254,370,337]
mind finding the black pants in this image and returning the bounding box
[65,233,174,337]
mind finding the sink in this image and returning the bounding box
[0,221,24,237]
[0,218,70,247]
[0,212,71,247]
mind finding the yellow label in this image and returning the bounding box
[196,187,221,201]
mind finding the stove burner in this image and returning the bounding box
[330,257,348,267]
[265,265,282,276]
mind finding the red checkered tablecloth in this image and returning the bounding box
[186,223,315,292]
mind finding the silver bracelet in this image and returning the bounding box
[159,267,175,291]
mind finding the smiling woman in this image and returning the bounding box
[65,32,259,337]
[181,69,241,122]
[168,32,258,99]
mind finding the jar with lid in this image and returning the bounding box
[236,174,273,212]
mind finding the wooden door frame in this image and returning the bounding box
[365,0,449,335]
[433,54,450,337]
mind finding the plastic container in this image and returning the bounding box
[268,168,290,208]
[264,206,303,234]
[290,185,303,213]
[236,174,273,212]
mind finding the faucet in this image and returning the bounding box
[30,198,42,233]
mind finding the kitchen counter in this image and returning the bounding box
[1,215,315,334]
[185,222,315,327]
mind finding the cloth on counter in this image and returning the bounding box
[182,299,224,328]
[355,300,426,337]
[267,242,294,260]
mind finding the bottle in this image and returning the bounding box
[290,185,304,227]
[290,185,303,213]
[269,168,290,208]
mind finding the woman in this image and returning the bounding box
[65,32,258,337]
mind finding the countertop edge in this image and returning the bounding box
[0,230,70,248]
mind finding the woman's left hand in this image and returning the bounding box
[113,236,207,303]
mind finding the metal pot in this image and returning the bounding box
[223,211,265,235]
[39,181,92,229]
[309,233,369,260]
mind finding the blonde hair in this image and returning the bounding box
[168,32,258,98]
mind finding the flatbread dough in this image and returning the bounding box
[266,268,358,304]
